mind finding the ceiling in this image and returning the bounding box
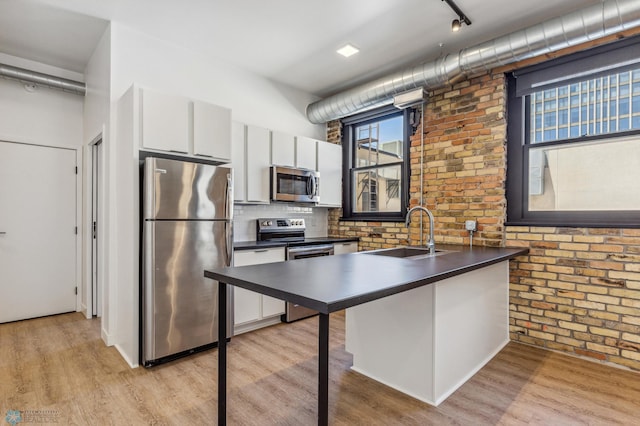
[0,0,603,97]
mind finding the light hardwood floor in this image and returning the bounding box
[1,311,639,425]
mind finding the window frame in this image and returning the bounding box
[506,39,640,228]
[341,105,411,222]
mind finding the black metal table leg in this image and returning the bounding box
[218,282,227,425]
[318,313,329,426]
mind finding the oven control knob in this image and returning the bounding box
[268,220,273,226]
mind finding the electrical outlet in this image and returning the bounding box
[465,220,477,231]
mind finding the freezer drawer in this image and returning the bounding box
[142,220,233,365]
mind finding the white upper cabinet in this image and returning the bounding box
[317,141,342,207]
[139,87,231,161]
[271,130,295,167]
[245,124,271,203]
[231,121,246,202]
[296,136,317,170]
[141,88,189,153]
[192,100,231,162]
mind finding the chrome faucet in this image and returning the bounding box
[405,206,436,254]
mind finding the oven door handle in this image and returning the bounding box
[287,244,334,259]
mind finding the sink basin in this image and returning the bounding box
[363,247,453,260]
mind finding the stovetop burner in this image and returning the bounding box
[256,218,306,242]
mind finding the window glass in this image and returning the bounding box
[355,115,404,167]
[341,107,409,220]
[528,136,640,211]
[353,165,403,213]
[529,68,640,144]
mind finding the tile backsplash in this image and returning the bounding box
[233,204,328,241]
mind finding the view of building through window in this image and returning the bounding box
[353,115,404,213]
[527,69,640,212]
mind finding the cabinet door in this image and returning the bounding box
[246,125,271,203]
[234,247,285,266]
[317,141,342,206]
[262,295,286,318]
[233,247,286,327]
[193,101,231,161]
[271,130,295,167]
[296,136,317,170]
[333,241,358,255]
[234,288,261,325]
[141,88,189,153]
[231,121,246,202]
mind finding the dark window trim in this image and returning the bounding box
[506,66,640,228]
[340,105,411,222]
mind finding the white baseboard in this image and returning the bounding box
[115,343,139,369]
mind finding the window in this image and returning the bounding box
[341,106,411,221]
[506,36,640,227]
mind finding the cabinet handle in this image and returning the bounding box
[0,231,6,235]
[254,249,269,253]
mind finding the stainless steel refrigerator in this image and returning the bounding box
[141,156,233,367]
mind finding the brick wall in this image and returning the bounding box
[507,227,640,370]
[327,72,507,250]
[326,70,640,371]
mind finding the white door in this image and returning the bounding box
[0,141,77,323]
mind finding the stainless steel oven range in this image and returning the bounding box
[257,218,333,322]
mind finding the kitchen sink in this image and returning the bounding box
[363,246,453,260]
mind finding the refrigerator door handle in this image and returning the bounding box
[225,173,233,220]
[225,222,233,267]
[225,172,234,267]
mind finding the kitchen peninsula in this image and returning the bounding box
[205,245,528,425]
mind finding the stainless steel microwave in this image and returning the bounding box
[271,165,320,203]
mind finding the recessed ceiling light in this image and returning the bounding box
[337,44,359,58]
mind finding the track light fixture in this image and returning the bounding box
[442,0,472,32]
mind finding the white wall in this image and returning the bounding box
[0,56,84,320]
[110,23,324,139]
[0,74,83,148]
[82,25,113,342]
[105,22,327,367]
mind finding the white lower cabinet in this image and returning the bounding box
[233,247,286,334]
[333,241,358,255]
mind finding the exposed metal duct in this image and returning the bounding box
[306,0,640,124]
[0,63,86,96]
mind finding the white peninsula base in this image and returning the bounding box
[345,261,509,406]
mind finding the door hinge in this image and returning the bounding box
[75,287,78,295]
[75,226,78,235]
[93,221,97,239]
[75,166,78,174]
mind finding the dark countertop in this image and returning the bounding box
[205,245,528,314]
[234,237,359,251]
